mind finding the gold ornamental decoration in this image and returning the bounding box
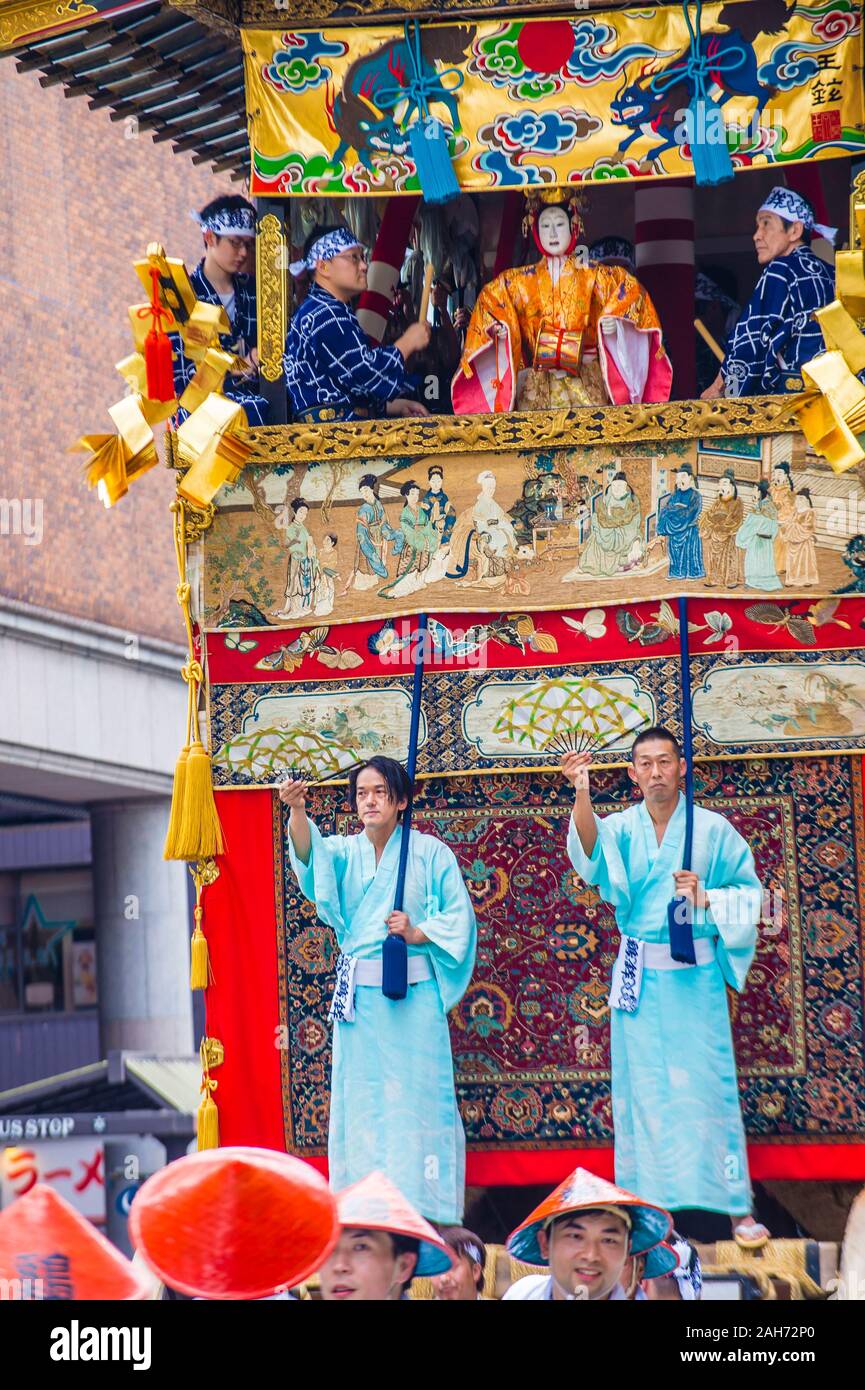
[778,188,865,474]
[164,395,796,471]
[73,242,254,510]
[256,212,289,384]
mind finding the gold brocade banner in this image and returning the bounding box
[244,1,864,196]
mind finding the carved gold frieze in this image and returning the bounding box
[165,397,796,468]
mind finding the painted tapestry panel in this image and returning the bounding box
[243,3,864,195]
[201,435,865,631]
[205,598,865,784]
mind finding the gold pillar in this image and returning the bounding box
[256,211,288,385]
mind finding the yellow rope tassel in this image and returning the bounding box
[189,914,211,990]
[164,495,225,861]
[163,744,190,860]
[179,741,225,860]
[197,1077,219,1150]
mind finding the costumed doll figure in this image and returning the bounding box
[452,190,672,414]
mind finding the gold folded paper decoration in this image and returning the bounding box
[795,351,865,474]
[133,243,230,363]
[115,353,178,425]
[175,394,252,508]
[71,395,159,508]
[834,207,865,318]
[179,346,244,416]
[183,302,232,362]
[815,300,865,376]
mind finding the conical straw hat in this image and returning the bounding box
[507,1167,672,1264]
[129,1146,339,1299]
[0,1184,152,1300]
[337,1172,455,1277]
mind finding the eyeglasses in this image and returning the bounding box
[332,252,368,266]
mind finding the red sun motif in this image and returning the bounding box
[516,19,576,75]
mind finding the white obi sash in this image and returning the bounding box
[328,952,433,1024]
[609,935,716,1013]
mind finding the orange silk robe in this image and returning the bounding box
[452,257,672,414]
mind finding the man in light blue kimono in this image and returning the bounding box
[279,756,476,1224]
[657,466,705,580]
[562,729,767,1240]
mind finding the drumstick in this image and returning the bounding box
[419,262,434,324]
[694,317,725,362]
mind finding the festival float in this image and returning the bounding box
[18,0,865,1288]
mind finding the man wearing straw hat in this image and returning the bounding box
[318,1171,454,1301]
[503,1167,672,1301]
[280,756,476,1225]
[561,729,767,1243]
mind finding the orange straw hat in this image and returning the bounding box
[129,1146,339,1299]
[0,1184,153,1300]
[337,1172,456,1277]
[507,1167,672,1265]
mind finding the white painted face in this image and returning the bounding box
[676,471,693,491]
[537,206,572,256]
[719,478,734,500]
[610,478,630,500]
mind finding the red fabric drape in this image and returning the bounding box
[205,790,284,1150]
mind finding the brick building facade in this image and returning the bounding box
[0,60,227,642]
[0,58,226,1092]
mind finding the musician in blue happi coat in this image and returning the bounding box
[280,756,476,1224]
[657,465,705,580]
[172,196,270,425]
[284,226,431,424]
[702,187,836,399]
[562,730,768,1242]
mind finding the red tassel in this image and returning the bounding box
[156,329,175,401]
[140,266,176,403]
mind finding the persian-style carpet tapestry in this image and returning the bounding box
[268,757,865,1165]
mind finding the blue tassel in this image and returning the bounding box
[409,118,460,206]
[382,932,408,1000]
[688,97,734,186]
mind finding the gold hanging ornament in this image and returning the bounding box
[782,198,865,475]
[834,202,865,319]
[782,298,865,473]
[163,498,225,862]
[73,240,252,509]
[188,859,220,991]
[175,395,252,509]
[134,243,231,362]
[197,1037,224,1151]
[71,396,160,508]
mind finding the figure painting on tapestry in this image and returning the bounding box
[203,436,864,628]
